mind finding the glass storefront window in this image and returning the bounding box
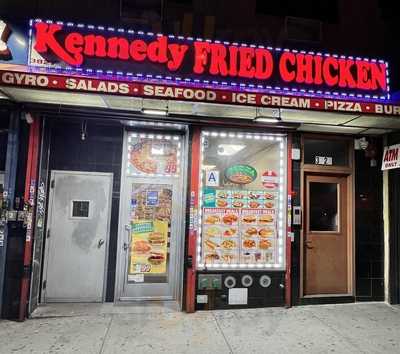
[198,131,287,270]
[126,133,181,177]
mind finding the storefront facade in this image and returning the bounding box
[0,17,399,319]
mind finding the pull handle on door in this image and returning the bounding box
[305,240,314,249]
[123,224,131,251]
[98,239,105,248]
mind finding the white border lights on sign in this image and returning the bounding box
[197,131,287,270]
[126,132,181,177]
[29,19,390,100]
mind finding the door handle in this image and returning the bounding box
[305,240,314,249]
[123,224,131,252]
[98,239,105,248]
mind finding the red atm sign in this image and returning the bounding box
[382,144,400,170]
[29,19,389,99]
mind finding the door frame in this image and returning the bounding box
[114,129,189,306]
[299,134,355,298]
[41,170,113,303]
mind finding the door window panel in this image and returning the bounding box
[304,139,349,166]
[309,182,339,232]
[126,132,181,177]
[71,200,90,218]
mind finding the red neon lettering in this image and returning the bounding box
[209,43,228,76]
[228,46,238,76]
[83,35,107,57]
[167,44,188,71]
[295,54,314,84]
[279,52,296,82]
[64,33,84,64]
[107,37,129,60]
[314,55,323,85]
[323,57,339,86]
[33,22,388,94]
[254,49,273,80]
[129,40,147,61]
[34,23,82,65]
[338,59,356,88]
[193,42,210,74]
[238,47,255,78]
[356,61,372,90]
[147,36,168,64]
[370,62,387,91]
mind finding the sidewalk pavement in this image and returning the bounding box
[0,302,399,354]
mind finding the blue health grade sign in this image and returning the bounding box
[0,17,394,104]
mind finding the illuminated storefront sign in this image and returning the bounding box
[28,19,390,99]
[1,69,400,115]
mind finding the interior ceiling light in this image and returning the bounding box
[217,144,246,156]
[255,117,281,123]
[141,108,168,116]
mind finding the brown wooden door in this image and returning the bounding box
[304,174,349,295]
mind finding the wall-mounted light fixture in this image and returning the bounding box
[254,107,281,123]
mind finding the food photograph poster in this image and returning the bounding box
[199,131,286,269]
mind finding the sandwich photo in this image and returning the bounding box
[217,199,228,207]
[244,227,258,236]
[205,215,220,224]
[148,232,166,245]
[147,252,165,265]
[222,214,238,225]
[258,228,274,238]
[242,215,256,223]
[133,240,151,253]
[258,214,274,224]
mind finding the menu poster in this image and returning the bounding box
[128,184,172,277]
[202,188,279,266]
[129,219,168,274]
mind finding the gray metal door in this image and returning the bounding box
[43,171,112,302]
[117,131,187,301]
